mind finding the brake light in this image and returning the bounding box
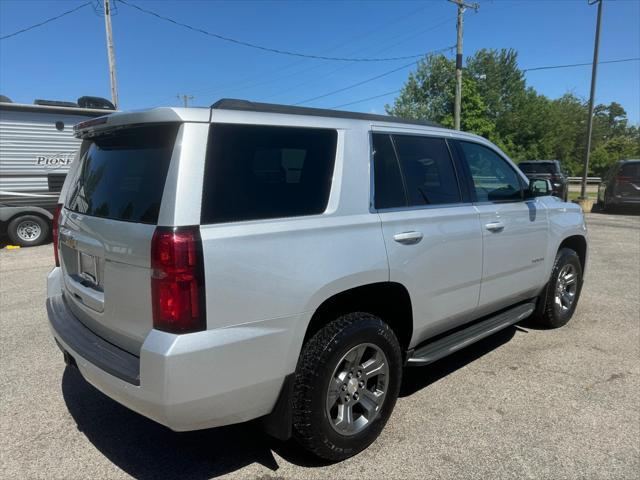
[53,204,62,267]
[151,226,206,333]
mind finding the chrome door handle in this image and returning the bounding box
[393,231,423,245]
[485,221,505,232]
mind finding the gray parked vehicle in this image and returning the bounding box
[46,99,588,461]
[597,160,640,211]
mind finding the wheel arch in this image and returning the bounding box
[303,282,414,353]
[1,206,53,238]
[558,234,587,273]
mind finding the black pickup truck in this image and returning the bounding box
[518,160,569,201]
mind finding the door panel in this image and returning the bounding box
[455,140,549,313]
[474,200,548,312]
[380,206,483,345]
[371,132,482,346]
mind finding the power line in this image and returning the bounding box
[332,90,401,109]
[293,46,453,106]
[332,57,640,111]
[259,15,455,103]
[0,2,92,41]
[147,3,434,106]
[117,0,436,62]
[523,57,639,72]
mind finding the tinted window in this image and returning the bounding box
[620,162,640,179]
[519,162,557,174]
[393,135,461,206]
[201,124,337,224]
[373,134,406,209]
[459,141,523,202]
[66,124,178,224]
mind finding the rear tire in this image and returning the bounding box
[292,312,402,461]
[7,215,50,247]
[533,248,583,328]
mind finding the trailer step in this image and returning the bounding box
[406,302,536,366]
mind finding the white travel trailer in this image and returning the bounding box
[0,97,114,246]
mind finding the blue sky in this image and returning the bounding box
[1,0,639,123]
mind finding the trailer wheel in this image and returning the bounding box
[7,215,50,247]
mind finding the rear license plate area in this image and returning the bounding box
[78,251,98,285]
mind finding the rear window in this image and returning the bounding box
[519,162,557,174]
[65,124,178,224]
[201,124,337,224]
[620,162,640,178]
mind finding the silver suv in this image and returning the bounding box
[47,99,588,461]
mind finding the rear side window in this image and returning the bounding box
[372,134,406,209]
[66,124,178,224]
[459,141,523,202]
[393,135,461,206]
[201,124,337,224]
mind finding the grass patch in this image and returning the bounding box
[568,190,596,201]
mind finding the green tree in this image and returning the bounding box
[387,48,639,176]
[385,54,495,137]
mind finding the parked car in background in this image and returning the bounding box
[597,159,640,211]
[46,99,588,461]
[0,96,115,246]
[518,160,569,201]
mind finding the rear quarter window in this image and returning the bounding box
[201,124,337,224]
[65,124,178,224]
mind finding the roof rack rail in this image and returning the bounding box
[210,98,441,128]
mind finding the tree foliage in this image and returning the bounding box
[386,49,640,176]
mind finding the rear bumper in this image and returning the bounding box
[46,267,299,431]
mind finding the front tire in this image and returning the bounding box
[534,248,583,328]
[292,312,402,461]
[7,215,50,247]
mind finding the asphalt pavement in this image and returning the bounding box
[1,212,638,479]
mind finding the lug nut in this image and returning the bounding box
[353,393,359,400]
[356,370,362,378]
[348,372,353,379]
[359,380,365,388]
[344,395,350,402]
[341,384,347,391]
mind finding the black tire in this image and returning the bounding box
[534,248,583,328]
[292,312,402,461]
[7,215,50,247]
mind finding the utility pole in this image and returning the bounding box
[103,0,119,109]
[579,0,603,205]
[177,94,195,108]
[449,0,479,131]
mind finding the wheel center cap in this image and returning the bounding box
[347,378,359,395]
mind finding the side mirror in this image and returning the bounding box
[526,178,552,198]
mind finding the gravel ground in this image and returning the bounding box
[1,212,638,479]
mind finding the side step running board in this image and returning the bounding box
[406,302,536,366]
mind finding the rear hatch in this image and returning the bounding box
[58,123,179,355]
[614,162,640,199]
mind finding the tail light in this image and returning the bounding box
[52,203,62,267]
[151,226,206,333]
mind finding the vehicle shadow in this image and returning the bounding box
[62,325,521,477]
[61,367,288,479]
[399,325,517,397]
